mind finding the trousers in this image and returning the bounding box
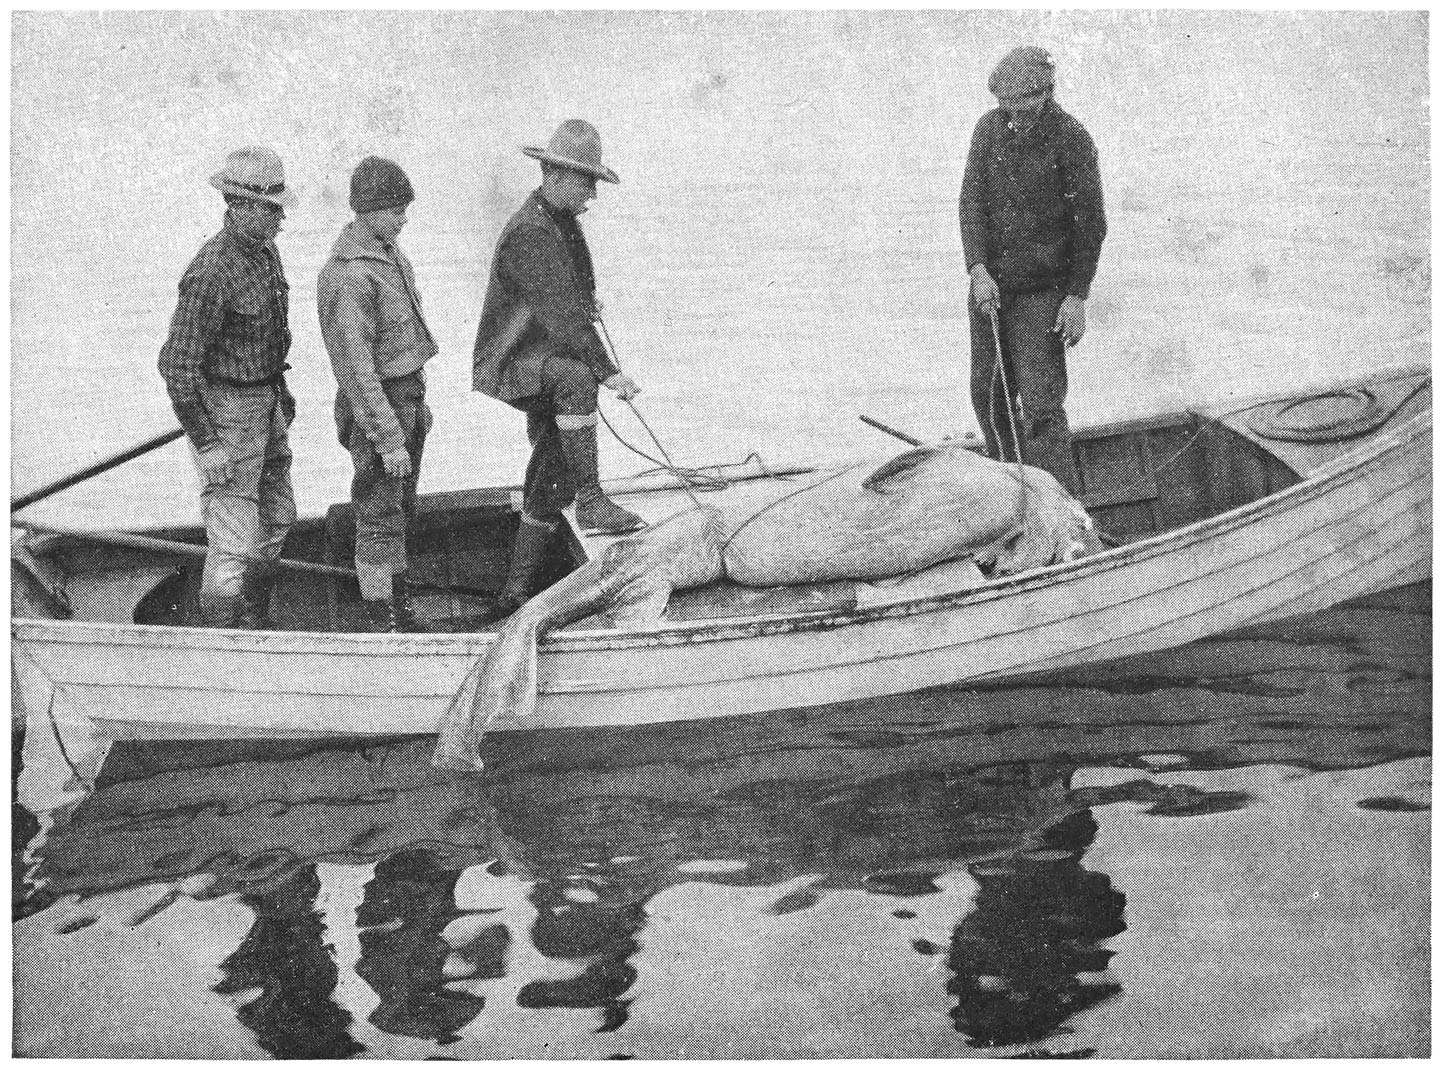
[194,380,296,601]
[337,370,430,581]
[968,287,1083,497]
[514,355,600,520]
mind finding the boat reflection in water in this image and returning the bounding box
[15,584,1430,1058]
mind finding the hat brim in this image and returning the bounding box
[209,174,299,208]
[521,146,620,184]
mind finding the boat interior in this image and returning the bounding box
[11,366,1430,635]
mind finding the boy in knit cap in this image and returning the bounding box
[318,156,439,632]
[960,46,1107,497]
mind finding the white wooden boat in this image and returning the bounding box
[11,365,1431,795]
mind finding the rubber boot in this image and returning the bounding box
[361,599,403,634]
[391,573,429,633]
[197,592,246,629]
[559,425,646,534]
[495,518,555,614]
[237,564,279,630]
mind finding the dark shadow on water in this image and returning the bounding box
[355,850,489,1044]
[212,863,366,1059]
[948,810,1126,1049]
[15,582,1431,1056]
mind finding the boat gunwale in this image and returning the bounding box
[11,405,1430,656]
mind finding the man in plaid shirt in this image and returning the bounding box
[158,145,299,629]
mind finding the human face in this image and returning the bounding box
[229,198,285,243]
[545,167,599,215]
[999,89,1049,131]
[362,204,408,245]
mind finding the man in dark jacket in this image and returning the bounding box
[473,119,644,611]
[960,46,1107,497]
[158,145,299,629]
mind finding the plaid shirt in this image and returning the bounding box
[158,213,292,449]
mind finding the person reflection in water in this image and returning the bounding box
[946,809,1127,1049]
[354,849,492,1044]
[213,864,365,1059]
[517,876,647,1033]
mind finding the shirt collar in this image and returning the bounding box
[533,188,580,229]
[331,219,396,263]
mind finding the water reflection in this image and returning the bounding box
[14,584,1431,1057]
[213,864,365,1059]
[949,810,1126,1049]
[355,850,490,1043]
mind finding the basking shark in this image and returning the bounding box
[435,445,1092,771]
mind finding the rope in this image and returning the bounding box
[986,307,1031,536]
[715,463,864,576]
[595,316,730,508]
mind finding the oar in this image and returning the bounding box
[11,520,495,600]
[11,427,186,514]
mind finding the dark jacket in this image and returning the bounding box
[959,100,1107,299]
[158,213,291,450]
[472,190,619,405]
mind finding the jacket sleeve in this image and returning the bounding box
[318,264,407,455]
[958,116,993,273]
[500,226,619,381]
[1060,122,1107,300]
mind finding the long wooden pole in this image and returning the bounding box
[11,427,185,513]
[10,520,492,598]
[13,519,353,578]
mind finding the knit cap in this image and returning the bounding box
[350,156,414,214]
[988,46,1055,100]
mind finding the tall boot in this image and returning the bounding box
[496,517,555,613]
[238,564,280,630]
[390,573,429,633]
[559,425,645,535]
[197,592,246,629]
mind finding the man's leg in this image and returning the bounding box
[197,384,270,628]
[542,357,644,535]
[497,402,566,611]
[243,388,298,629]
[390,375,431,629]
[344,373,433,632]
[1005,290,1083,497]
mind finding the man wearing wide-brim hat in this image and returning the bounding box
[158,145,300,629]
[959,46,1107,497]
[473,119,646,613]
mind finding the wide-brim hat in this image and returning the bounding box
[208,145,298,208]
[521,119,620,184]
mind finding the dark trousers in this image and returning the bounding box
[969,288,1082,497]
[337,371,430,579]
[515,355,600,520]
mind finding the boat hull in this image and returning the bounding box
[12,409,1430,760]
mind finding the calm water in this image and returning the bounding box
[10,11,1432,1059]
[13,583,1431,1057]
